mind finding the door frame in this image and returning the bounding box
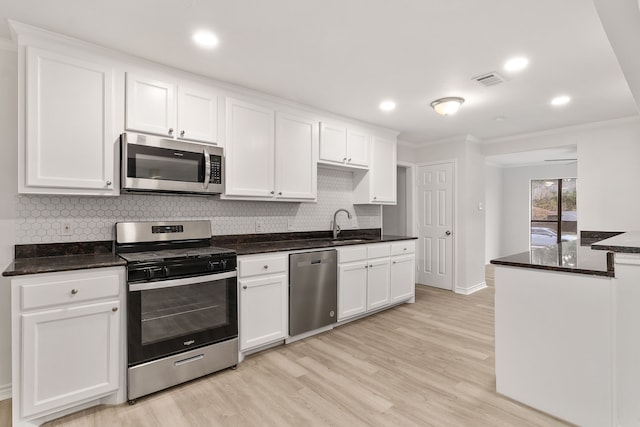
[415,159,457,291]
[394,161,416,237]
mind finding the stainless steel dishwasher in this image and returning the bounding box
[289,250,338,336]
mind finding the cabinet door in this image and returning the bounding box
[346,129,369,167]
[25,47,116,193]
[275,112,317,200]
[125,73,176,138]
[338,261,368,320]
[370,136,397,203]
[319,122,347,164]
[225,98,275,197]
[390,254,415,303]
[177,85,218,144]
[367,258,391,311]
[240,274,288,350]
[21,300,120,417]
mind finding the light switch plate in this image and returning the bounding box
[255,220,264,232]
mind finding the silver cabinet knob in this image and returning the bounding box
[263,265,269,269]
[242,285,247,290]
[106,180,112,186]
[365,265,368,269]
[348,158,351,162]
[403,248,407,251]
[343,157,347,162]
[270,190,275,195]
[369,264,373,268]
[373,196,377,200]
[445,230,452,236]
[168,128,174,136]
[180,130,185,137]
[71,289,78,295]
[278,192,282,195]
[392,261,397,264]
[112,307,118,312]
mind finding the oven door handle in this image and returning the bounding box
[129,271,237,292]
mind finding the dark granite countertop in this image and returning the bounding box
[591,231,640,254]
[490,240,614,277]
[3,230,417,276]
[220,234,417,256]
[3,241,125,277]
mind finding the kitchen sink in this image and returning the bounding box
[330,238,371,245]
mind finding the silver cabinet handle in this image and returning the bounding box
[168,128,174,135]
[71,289,78,295]
[242,285,247,290]
[446,230,452,236]
[180,130,185,137]
[106,181,112,186]
[112,307,118,312]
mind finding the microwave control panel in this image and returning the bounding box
[210,155,222,184]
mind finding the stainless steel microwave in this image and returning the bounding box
[121,133,223,195]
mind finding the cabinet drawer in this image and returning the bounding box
[367,243,391,259]
[391,240,416,256]
[238,254,287,278]
[338,246,367,264]
[21,269,121,311]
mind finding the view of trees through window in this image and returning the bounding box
[531,178,577,247]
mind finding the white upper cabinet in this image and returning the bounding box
[177,85,218,144]
[353,135,397,204]
[23,46,118,195]
[275,112,318,200]
[224,98,318,201]
[225,97,275,198]
[319,122,370,168]
[126,73,218,144]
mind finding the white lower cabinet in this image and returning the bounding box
[11,267,126,427]
[238,253,288,351]
[338,241,415,321]
[390,241,416,303]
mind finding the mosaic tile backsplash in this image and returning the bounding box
[14,168,380,244]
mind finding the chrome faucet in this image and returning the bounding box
[332,209,352,239]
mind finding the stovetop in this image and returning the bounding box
[118,246,235,264]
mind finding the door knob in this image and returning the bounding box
[445,230,452,236]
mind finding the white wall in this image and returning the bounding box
[482,117,640,235]
[498,163,577,257]
[0,45,17,396]
[485,164,503,262]
[416,136,486,292]
[382,166,407,235]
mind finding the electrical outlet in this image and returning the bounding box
[60,223,72,236]
[255,220,264,233]
[287,219,294,231]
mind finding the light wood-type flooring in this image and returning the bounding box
[1,265,571,426]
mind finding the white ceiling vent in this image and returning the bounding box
[472,72,507,87]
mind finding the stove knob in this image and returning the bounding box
[220,259,228,269]
[145,268,155,280]
[162,266,170,277]
[207,260,217,271]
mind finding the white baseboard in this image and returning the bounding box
[0,382,11,401]
[455,281,487,295]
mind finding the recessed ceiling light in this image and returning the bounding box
[551,95,571,106]
[379,101,396,111]
[504,57,529,72]
[192,31,219,48]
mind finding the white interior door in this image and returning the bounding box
[417,162,454,290]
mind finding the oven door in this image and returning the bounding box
[127,271,237,366]
[121,133,223,195]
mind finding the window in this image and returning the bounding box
[530,178,577,248]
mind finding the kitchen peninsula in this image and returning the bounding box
[491,234,640,427]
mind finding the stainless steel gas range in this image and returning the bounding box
[115,220,238,402]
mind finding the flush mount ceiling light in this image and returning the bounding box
[430,97,465,116]
[504,57,529,72]
[192,31,219,48]
[551,95,571,106]
[379,100,396,111]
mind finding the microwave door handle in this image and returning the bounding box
[203,147,211,189]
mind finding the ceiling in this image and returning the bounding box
[486,146,577,168]
[0,0,639,144]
